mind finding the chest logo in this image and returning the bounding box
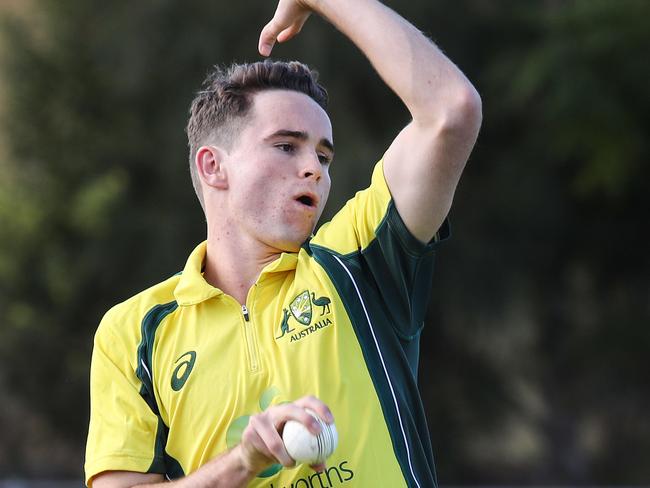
[276,290,333,342]
[171,351,196,391]
[290,290,312,325]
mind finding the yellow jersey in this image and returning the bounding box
[85,161,449,487]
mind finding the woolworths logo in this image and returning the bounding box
[267,460,355,487]
[276,290,333,343]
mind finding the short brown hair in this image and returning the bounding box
[186,60,329,211]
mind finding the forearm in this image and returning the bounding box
[309,0,479,127]
[95,447,255,488]
[149,448,253,488]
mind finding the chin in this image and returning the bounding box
[282,243,302,253]
[274,231,312,253]
[265,220,316,253]
[281,235,308,253]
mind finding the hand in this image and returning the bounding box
[236,395,335,474]
[258,0,315,57]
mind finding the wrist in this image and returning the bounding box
[200,445,259,487]
[231,444,259,479]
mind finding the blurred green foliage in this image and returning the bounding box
[1,0,648,483]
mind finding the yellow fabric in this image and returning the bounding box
[85,161,408,487]
[310,160,393,254]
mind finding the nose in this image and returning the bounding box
[299,152,323,181]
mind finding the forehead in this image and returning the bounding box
[247,89,332,141]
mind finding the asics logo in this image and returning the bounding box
[171,351,196,391]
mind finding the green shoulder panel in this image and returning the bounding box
[134,301,186,478]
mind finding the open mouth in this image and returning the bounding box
[296,194,316,207]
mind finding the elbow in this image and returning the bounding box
[442,84,483,138]
[462,84,483,129]
[416,84,483,139]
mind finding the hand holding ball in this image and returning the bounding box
[282,409,338,465]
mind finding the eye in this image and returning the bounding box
[318,153,332,165]
[275,143,295,153]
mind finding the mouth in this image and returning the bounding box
[294,193,318,209]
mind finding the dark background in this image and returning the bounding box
[1,0,648,484]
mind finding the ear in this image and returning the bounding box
[196,145,228,190]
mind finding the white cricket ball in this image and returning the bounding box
[282,409,338,464]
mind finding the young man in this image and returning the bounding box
[85,0,481,486]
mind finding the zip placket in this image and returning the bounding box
[241,303,260,373]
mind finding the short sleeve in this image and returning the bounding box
[311,159,450,339]
[84,307,163,486]
[312,160,449,255]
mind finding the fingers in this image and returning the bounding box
[258,1,311,56]
[259,19,308,57]
[310,462,327,472]
[247,413,295,466]
[238,396,334,472]
[258,20,281,57]
[294,395,335,424]
[276,17,308,43]
[240,424,275,463]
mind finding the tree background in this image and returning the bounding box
[0,0,648,484]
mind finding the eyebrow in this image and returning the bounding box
[264,129,335,154]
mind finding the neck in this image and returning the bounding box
[203,222,282,305]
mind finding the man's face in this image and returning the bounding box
[221,89,334,252]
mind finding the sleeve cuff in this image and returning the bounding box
[386,201,451,256]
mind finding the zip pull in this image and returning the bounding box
[242,304,250,322]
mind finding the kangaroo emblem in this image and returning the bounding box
[311,292,331,315]
[275,309,294,339]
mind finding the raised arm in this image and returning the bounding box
[260,0,482,242]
